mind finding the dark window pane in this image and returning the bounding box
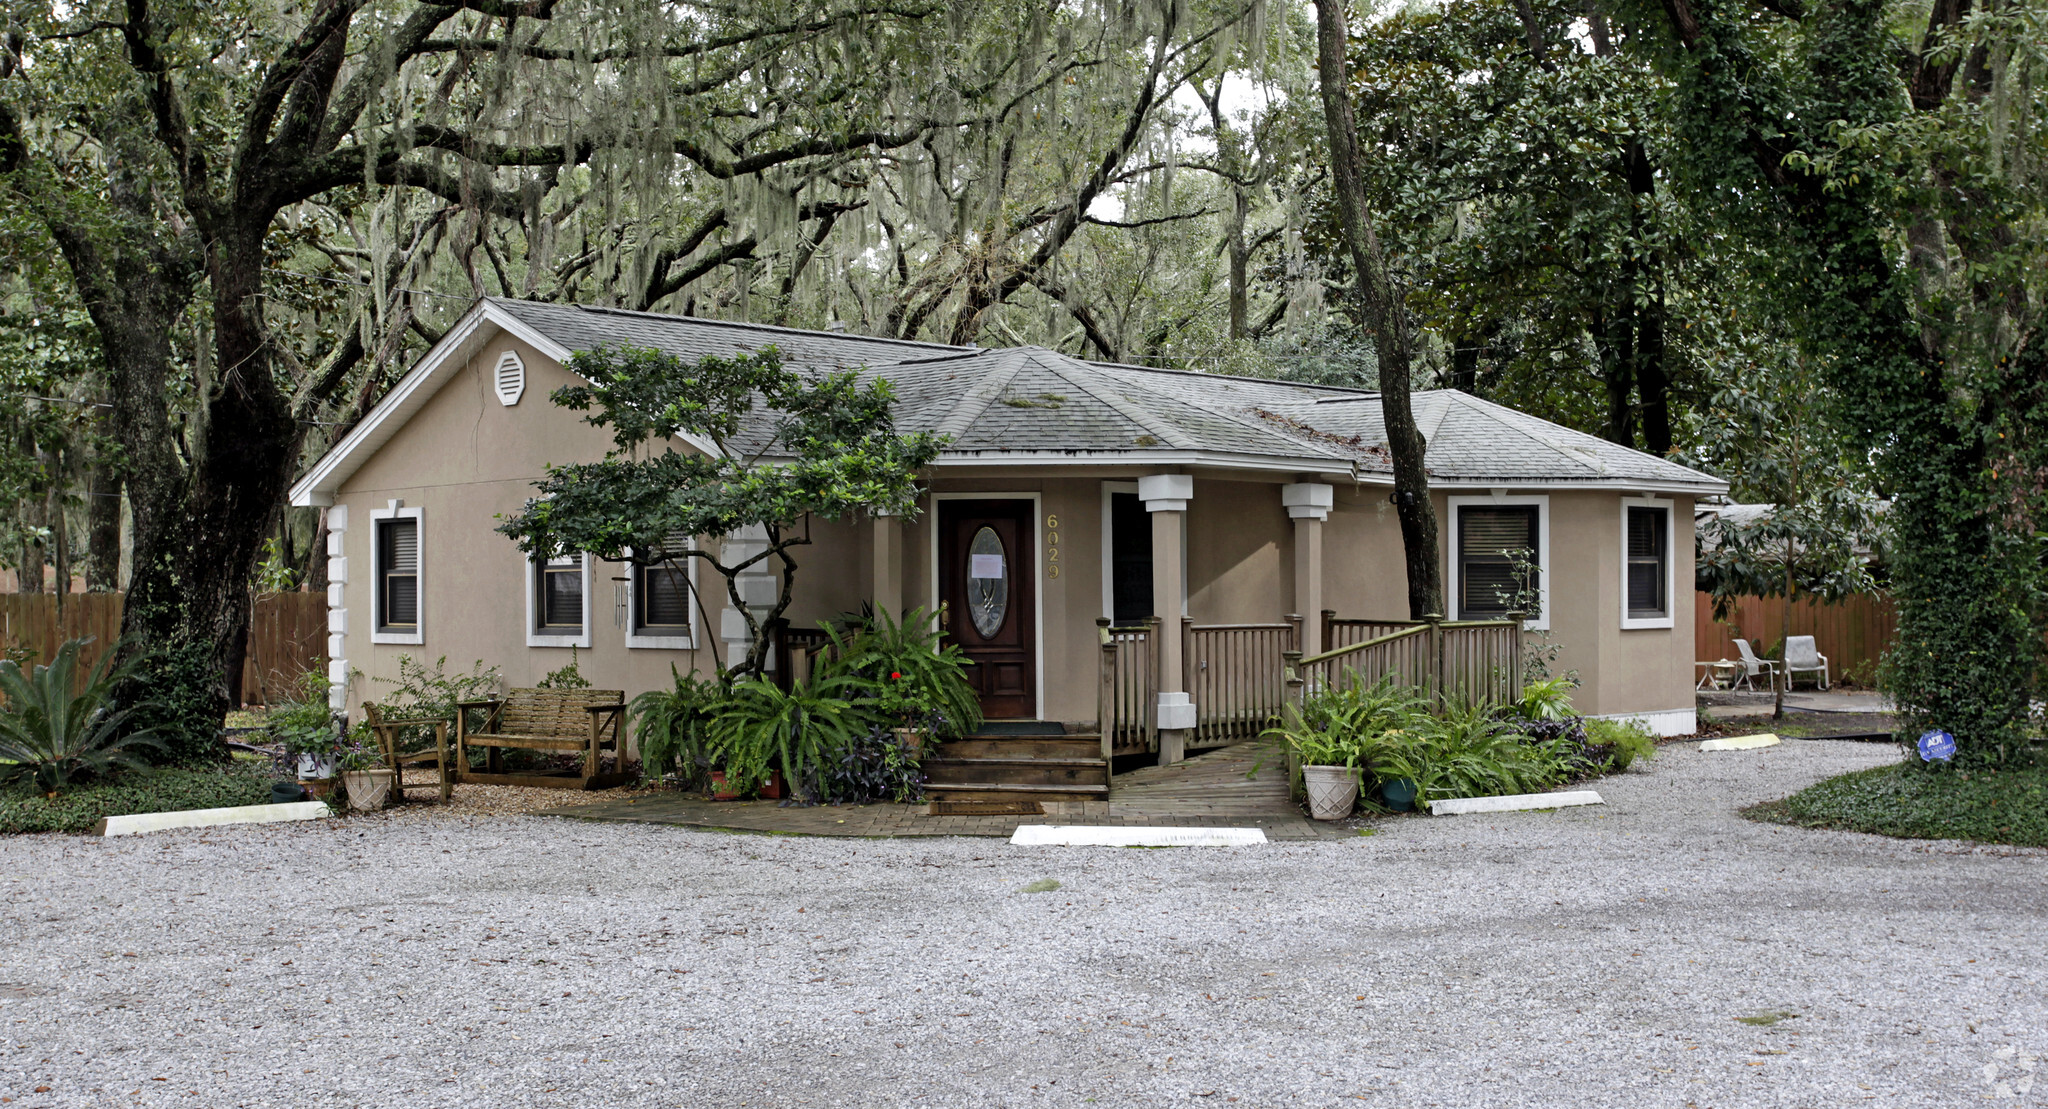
[384,574,417,627]
[1458,507,1537,619]
[1626,507,1668,617]
[378,518,419,628]
[1110,491,1154,624]
[541,564,583,628]
[639,562,692,629]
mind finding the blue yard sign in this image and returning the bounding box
[1917,730,1957,762]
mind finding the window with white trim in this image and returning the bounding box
[628,533,697,649]
[1456,506,1539,620]
[1623,501,1673,626]
[376,517,419,632]
[536,552,584,630]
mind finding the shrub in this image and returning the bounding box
[367,655,502,759]
[821,607,981,738]
[0,638,167,798]
[0,762,274,834]
[1584,718,1658,772]
[822,726,927,804]
[1512,676,1578,722]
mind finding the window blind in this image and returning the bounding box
[379,518,419,628]
[1458,507,1537,618]
[639,533,693,630]
[1626,506,1668,618]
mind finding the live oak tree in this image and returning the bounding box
[496,345,942,681]
[1636,0,2048,761]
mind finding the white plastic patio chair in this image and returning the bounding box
[1730,639,1777,692]
[1783,635,1830,691]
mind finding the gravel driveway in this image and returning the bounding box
[3,739,2043,1108]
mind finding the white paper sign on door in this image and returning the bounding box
[970,553,1004,579]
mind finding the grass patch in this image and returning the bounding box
[1021,878,1061,893]
[1734,1010,1799,1027]
[1748,762,2048,847]
[0,763,277,835]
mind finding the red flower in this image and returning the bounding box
[890,671,902,680]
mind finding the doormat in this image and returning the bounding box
[928,800,1044,816]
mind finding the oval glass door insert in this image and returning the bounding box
[967,526,1008,638]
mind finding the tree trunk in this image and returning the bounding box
[86,464,122,592]
[1314,0,1445,619]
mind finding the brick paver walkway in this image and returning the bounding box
[538,740,1344,840]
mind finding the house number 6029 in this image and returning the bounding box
[1046,514,1060,579]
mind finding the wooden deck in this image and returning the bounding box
[538,740,1336,839]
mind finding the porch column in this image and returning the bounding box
[1283,483,1333,655]
[1140,473,1195,765]
[871,510,903,621]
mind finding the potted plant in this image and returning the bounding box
[336,732,394,812]
[265,670,345,781]
[1293,731,1363,821]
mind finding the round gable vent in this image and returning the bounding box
[494,350,525,406]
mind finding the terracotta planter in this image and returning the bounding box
[891,728,925,754]
[758,770,786,800]
[342,769,394,812]
[1302,765,1359,821]
[710,769,786,801]
[709,771,740,801]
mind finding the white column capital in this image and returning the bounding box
[1282,482,1334,521]
[1138,474,1194,512]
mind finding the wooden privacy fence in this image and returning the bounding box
[1695,592,1897,680]
[1294,617,1522,707]
[0,591,326,704]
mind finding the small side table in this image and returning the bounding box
[1696,660,1739,690]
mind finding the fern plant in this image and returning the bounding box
[820,607,981,738]
[632,666,724,787]
[707,673,881,802]
[0,639,166,799]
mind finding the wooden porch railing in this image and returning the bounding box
[1096,618,1159,757]
[1184,621,1296,746]
[770,620,833,690]
[1293,614,1522,706]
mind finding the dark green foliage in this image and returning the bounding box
[1583,717,1658,773]
[1636,0,2048,763]
[1752,763,2048,847]
[0,638,165,797]
[0,762,273,834]
[117,637,226,766]
[537,655,593,690]
[632,666,724,788]
[706,674,882,803]
[819,606,982,738]
[822,726,927,805]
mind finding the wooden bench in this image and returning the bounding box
[454,688,630,790]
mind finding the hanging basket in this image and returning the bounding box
[1302,765,1359,821]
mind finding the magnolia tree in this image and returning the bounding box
[497,346,942,681]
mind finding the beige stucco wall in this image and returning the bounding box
[329,334,1696,730]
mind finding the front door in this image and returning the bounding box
[938,499,1037,720]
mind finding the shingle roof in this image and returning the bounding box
[294,297,1728,504]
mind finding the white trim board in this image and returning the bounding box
[99,801,331,837]
[929,491,1044,721]
[1009,825,1267,846]
[1619,495,1677,630]
[1445,494,1551,631]
[526,550,594,649]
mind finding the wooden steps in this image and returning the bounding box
[924,732,1109,804]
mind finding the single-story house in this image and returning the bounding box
[291,298,1726,784]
